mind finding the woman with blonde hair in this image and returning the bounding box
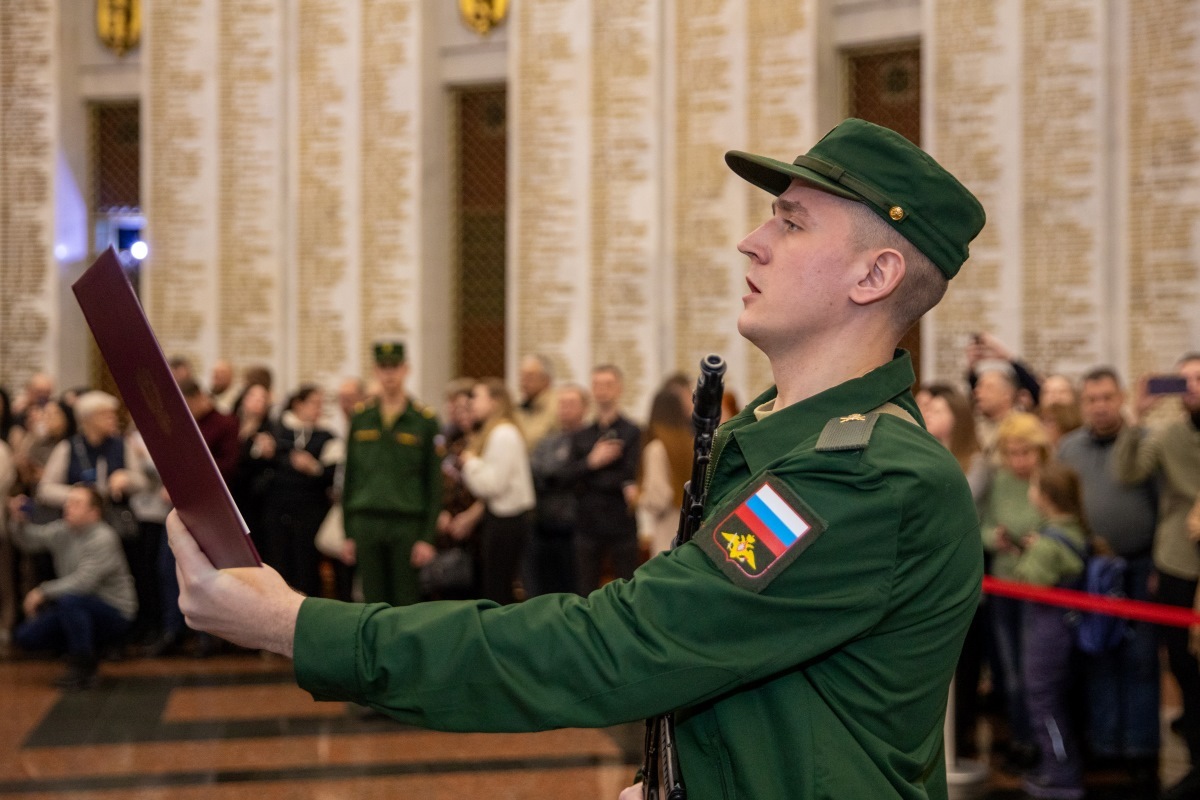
[461,378,535,605]
[979,411,1051,771]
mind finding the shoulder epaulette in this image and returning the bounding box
[815,412,881,452]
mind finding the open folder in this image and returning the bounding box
[72,247,261,569]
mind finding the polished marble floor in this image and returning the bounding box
[0,650,1189,799]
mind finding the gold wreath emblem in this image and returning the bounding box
[96,0,141,57]
[459,0,509,36]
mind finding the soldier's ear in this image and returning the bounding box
[848,248,905,308]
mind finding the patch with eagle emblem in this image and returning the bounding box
[697,473,827,592]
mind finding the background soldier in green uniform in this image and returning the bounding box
[167,119,987,799]
[341,342,441,606]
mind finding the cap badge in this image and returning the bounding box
[889,206,906,221]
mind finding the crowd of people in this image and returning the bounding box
[921,333,1200,800]
[0,346,729,686]
[2,328,1200,797]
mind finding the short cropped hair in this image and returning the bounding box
[845,201,948,334]
[1081,367,1122,388]
[593,364,623,382]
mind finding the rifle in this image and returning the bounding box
[642,353,726,800]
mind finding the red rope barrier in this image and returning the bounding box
[982,575,1200,628]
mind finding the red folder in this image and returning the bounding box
[72,247,261,569]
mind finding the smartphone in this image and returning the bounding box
[1147,374,1189,395]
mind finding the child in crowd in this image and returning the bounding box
[1014,462,1089,800]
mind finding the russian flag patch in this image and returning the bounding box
[698,473,826,592]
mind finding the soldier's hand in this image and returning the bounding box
[340,538,357,566]
[167,510,303,657]
[618,784,642,800]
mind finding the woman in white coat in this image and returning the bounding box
[461,378,535,605]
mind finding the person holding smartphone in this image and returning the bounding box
[1114,352,1200,800]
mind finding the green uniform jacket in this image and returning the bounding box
[295,352,982,799]
[343,397,442,541]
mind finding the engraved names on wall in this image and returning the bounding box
[1125,0,1200,375]
[590,0,659,407]
[925,0,1020,382]
[218,0,284,369]
[144,0,219,369]
[1020,0,1104,376]
[294,0,360,387]
[670,0,747,387]
[0,0,57,385]
[359,0,421,380]
[511,0,591,384]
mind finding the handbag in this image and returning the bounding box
[314,503,346,559]
[419,546,474,595]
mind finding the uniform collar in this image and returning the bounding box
[722,350,919,476]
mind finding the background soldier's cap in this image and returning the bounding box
[373,341,406,366]
[724,118,986,279]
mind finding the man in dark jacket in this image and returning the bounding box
[563,365,641,594]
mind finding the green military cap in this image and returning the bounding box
[725,118,986,279]
[373,341,406,366]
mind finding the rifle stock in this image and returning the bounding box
[642,354,726,800]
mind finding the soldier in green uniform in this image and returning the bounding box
[342,342,441,606]
[167,119,986,799]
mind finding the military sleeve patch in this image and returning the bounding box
[696,473,827,593]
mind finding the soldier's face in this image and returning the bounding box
[736,182,862,354]
[375,362,408,393]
